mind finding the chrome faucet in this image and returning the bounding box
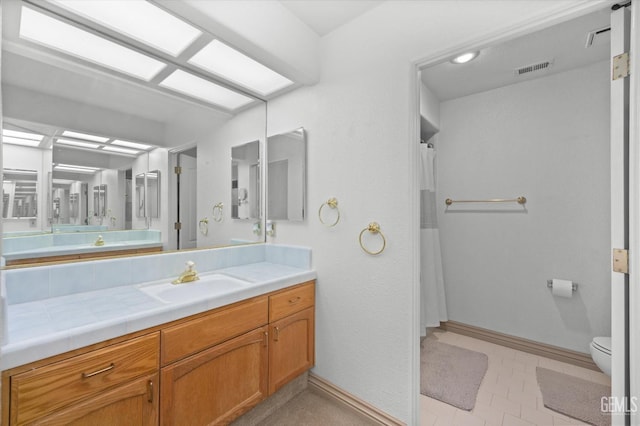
[172,261,199,284]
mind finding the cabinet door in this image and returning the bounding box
[269,307,315,395]
[160,326,268,426]
[31,373,158,425]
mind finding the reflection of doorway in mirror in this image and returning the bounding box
[177,149,197,249]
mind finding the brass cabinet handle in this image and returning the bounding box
[274,326,280,342]
[288,296,301,305]
[263,331,268,347]
[148,380,153,403]
[81,363,115,379]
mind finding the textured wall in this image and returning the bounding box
[436,61,611,353]
[262,1,600,421]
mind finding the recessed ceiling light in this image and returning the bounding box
[61,130,109,143]
[56,138,101,149]
[159,69,254,110]
[451,51,479,64]
[189,40,293,96]
[2,136,42,147]
[3,129,44,141]
[112,139,152,150]
[20,7,166,81]
[101,145,140,155]
[49,0,202,57]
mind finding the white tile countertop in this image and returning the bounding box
[0,244,315,371]
[2,240,163,262]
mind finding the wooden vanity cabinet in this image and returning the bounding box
[8,333,159,425]
[3,280,316,426]
[160,327,269,425]
[268,282,315,395]
[159,297,269,426]
[27,373,158,425]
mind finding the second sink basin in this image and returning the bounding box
[138,274,250,304]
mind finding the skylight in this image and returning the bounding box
[54,164,100,173]
[20,7,166,81]
[159,70,254,110]
[102,145,140,155]
[2,136,42,147]
[112,139,152,150]
[56,138,101,149]
[49,0,202,57]
[3,129,44,141]
[61,130,109,143]
[189,40,293,96]
[2,129,44,147]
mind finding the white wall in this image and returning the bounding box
[420,82,440,129]
[436,61,611,353]
[263,1,607,421]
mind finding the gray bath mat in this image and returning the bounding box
[536,367,611,426]
[420,340,488,410]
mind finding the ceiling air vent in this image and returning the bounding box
[514,60,553,76]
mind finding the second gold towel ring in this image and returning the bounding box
[318,197,340,227]
[212,202,224,222]
[359,222,386,255]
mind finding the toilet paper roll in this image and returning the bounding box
[552,279,573,298]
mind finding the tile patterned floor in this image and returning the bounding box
[420,330,611,426]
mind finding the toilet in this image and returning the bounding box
[590,336,611,377]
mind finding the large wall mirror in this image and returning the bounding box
[267,128,306,221]
[1,0,271,267]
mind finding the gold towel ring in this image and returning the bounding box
[212,202,224,222]
[318,197,340,227]
[359,222,386,255]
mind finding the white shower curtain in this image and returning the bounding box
[420,142,447,335]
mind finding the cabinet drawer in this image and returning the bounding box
[10,333,159,425]
[162,296,268,365]
[269,281,315,322]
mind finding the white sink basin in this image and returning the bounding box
[138,274,250,304]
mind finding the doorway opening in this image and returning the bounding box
[416,5,621,424]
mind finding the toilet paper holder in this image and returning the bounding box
[546,280,578,292]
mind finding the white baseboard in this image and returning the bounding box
[307,373,405,426]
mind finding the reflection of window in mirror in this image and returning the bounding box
[267,128,306,222]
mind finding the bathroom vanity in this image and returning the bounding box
[0,244,315,425]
